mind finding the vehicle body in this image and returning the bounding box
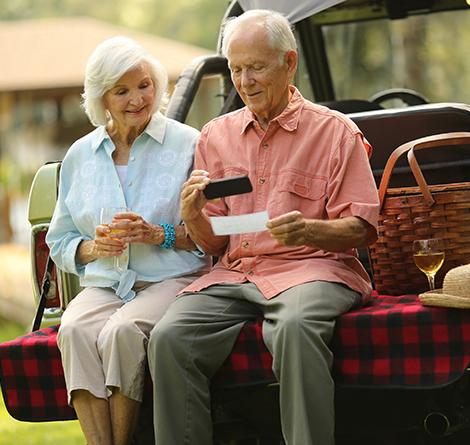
[5,0,470,443]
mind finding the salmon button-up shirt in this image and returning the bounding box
[183,87,380,303]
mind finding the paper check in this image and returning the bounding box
[210,211,270,236]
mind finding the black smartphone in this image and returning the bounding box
[203,175,253,199]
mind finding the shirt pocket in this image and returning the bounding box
[273,171,327,216]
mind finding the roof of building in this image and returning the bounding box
[0,16,212,92]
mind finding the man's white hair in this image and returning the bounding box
[221,9,297,62]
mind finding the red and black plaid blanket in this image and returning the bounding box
[1,294,470,422]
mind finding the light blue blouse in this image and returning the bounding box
[46,112,210,302]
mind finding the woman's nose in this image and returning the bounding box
[129,89,143,104]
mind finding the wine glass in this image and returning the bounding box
[413,238,445,291]
[100,207,130,271]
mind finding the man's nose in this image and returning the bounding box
[241,69,255,87]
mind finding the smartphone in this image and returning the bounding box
[203,175,253,199]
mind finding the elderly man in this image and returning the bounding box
[148,9,379,445]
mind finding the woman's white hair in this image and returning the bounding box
[82,36,169,127]
[221,9,297,62]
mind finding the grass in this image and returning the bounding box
[0,318,85,445]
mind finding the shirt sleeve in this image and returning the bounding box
[193,124,230,218]
[182,222,208,258]
[45,157,88,277]
[327,132,380,232]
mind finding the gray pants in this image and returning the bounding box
[148,281,361,444]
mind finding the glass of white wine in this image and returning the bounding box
[100,207,131,271]
[413,238,445,291]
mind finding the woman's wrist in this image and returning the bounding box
[76,239,98,265]
[158,223,176,249]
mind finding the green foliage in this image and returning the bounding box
[0,397,83,445]
[0,0,231,49]
[0,157,35,195]
[323,9,470,105]
[0,317,26,343]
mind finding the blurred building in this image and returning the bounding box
[0,17,218,242]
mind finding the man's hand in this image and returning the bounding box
[180,170,212,222]
[267,211,372,252]
[266,211,309,246]
[180,169,229,256]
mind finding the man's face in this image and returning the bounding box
[227,23,297,126]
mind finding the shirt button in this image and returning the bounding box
[259,178,266,184]
[127,181,132,187]
[263,143,268,148]
[123,256,128,262]
[130,156,135,162]
[243,242,249,248]
[247,270,254,276]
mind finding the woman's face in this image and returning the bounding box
[103,63,156,130]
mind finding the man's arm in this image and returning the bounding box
[180,170,229,257]
[266,211,375,252]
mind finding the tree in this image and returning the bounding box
[1,0,231,50]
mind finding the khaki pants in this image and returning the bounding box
[57,275,200,405]
[149,281,361,445]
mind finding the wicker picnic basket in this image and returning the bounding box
[368,132,470,296]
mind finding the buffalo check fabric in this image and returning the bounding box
[330,294,470,387]
[0,325,75,421]
[2,294,470,421]
[211,317,276,388]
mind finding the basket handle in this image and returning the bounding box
[377,132,470,211]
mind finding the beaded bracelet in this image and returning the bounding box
[158,223,176,249]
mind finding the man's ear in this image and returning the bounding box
[285,50,298,79]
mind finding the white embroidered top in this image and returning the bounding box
[46,112,210,301]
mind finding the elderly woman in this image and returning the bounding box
[46,36,210,445]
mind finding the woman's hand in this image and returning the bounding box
[108,212,165,245]
[108,212,198,251]
[75,222,128,266]
[94,222,128,256]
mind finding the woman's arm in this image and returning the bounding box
[104,212,199,252]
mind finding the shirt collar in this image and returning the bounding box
[90,112,167,153]
[240,85,303,134]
